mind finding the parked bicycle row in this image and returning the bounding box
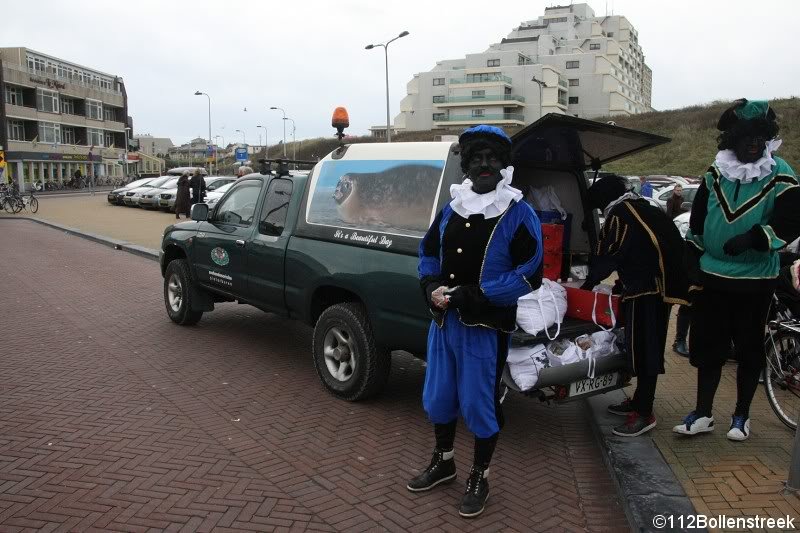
[0,184,38,214]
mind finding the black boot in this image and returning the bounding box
[459,465,489,518]
[406,448,456,492]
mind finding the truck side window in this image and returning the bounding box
[259,178,293,236]
[214,180,262,226]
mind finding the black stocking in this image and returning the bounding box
[434,420,457,452]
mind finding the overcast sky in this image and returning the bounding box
[4,0,798,146]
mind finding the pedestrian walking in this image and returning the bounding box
[582,175,689,437]
[639,175,654,197]
[674,99,800,441]
[666,184,688,219]
[175,172,191,219]
[189,169,206,205]
[409,125,543,518]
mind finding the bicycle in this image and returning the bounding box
[764,297,800,430]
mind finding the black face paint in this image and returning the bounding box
[734,135,767,164]
[468,148,504,194]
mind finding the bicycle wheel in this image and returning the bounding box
[1,198,12,214]
[764,329,800,430]
[29,196,39,213]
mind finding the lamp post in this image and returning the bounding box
[285,118,296,167]
[365,30,409,143]
[214,135,224,171]
[194,91,212,172]
[269,106,287,157]
[531,75,546,120]
[123,127,131,177]
[257,125,268,157]
[235,129,246,145]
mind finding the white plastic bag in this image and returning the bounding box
[516,279,567,339]
[507,344,549,391]
[546,339,582,367]
[526,185,568,220]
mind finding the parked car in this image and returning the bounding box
[139,176,181,209]
[158,176,236,212]
[652,183,699,212]
[204,181,235,209]
[123,175,173,206]
[160,113,670,402]
[107,177,155,205]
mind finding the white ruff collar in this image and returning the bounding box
[603,191,640,219]
[449,166,523,219]
[714,139,781,183]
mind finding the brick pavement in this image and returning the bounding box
[641,313,800,529]
[0,219,629,532]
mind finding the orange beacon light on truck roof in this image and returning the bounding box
[332,107,349,141]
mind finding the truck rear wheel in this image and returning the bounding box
[312,302,391,401]
[164,259,203,326]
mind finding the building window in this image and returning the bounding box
[36,89,59,114]
[27,56,45,72]
[433,78,445,86]
[607,32,614,37]
[432,113,446,121]
[487,59,500,67]
[518,55,530,65]
[103,107,117,121]
[87,128,104,147]
[8,120,25,141]
[86,100,103,120]
[471,109,485,117]
[4,85,23,106]
[432,95,445,103]
[566,61,579,69]
[589,43,601,50]
[569,97,579,104]
[60,98,75,115]
[471,90,486,98]
[104,131,116,147]
[39,122,61,144]
[568,79,580,87]
[62,127,76,145]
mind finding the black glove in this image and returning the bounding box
[723,226,768,256]
[447,285,488,311]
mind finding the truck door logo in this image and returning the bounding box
[210,247,230,266]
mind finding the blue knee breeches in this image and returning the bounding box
[422,311,509,438]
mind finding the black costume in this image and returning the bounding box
[189,173,206,204]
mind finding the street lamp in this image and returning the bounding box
[531,76,546,120]
[194,91,212,173]
[124,126,131,177]
[285,118,296,167]
[235,129,246,145]
[365,30,409,143]
[214,134,224,171]
[257,125,268,157]
[269,106,287,157]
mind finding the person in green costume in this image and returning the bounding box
[673,99,800,441]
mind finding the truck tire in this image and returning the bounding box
[164,259,203,326]
[312,302,391,401]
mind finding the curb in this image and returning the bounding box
[586,390,703,533]
[0,216,159,262]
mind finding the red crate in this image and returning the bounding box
[543,251,562,281]
[541,223,564,253]
[563,285,623,328]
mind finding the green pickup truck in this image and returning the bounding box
[160,114,669,402]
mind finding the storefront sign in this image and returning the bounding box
[5,151,93,161]
[29,76,66,90]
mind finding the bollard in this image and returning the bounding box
[786,409,800,492]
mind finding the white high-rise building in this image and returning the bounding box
[394,3,652,132]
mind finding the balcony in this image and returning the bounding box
[433,113,525,126]
[434,94,525,107]
[449,74,513,85]
[558,75,569,88]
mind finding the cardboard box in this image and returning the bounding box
[541,223,564,253]
[543,251,562,281]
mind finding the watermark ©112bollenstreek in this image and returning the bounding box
[652,514,796,530]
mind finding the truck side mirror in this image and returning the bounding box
[191,203,209,221]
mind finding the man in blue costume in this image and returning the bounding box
[407,125,543,518]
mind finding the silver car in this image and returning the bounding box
[122,175,173,206]
[139,176,181,209]
[158,176,236,211]
[107,177,154,205]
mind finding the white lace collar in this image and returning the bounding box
[449,166,523,219]
[603,191,641,219]
[714,139,781,183]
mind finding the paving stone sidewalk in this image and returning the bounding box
[0,220,629,532]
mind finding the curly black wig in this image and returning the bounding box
[716,99,779,151]
[458,137,512,175]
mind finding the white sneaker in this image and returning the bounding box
[727,416,750,441]
[672,411,715,435]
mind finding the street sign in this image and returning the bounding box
[206,145,215,157]
[235,147,248,162]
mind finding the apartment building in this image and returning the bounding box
[168,138,217,166]
[134,134,174,158]
[394,3,652,132]
[0,47,131,188]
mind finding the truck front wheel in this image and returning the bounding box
[164,259,203,326]
[312,303,391,401]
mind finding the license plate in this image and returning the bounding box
[160,200,169,206]
[569,372,620,397]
